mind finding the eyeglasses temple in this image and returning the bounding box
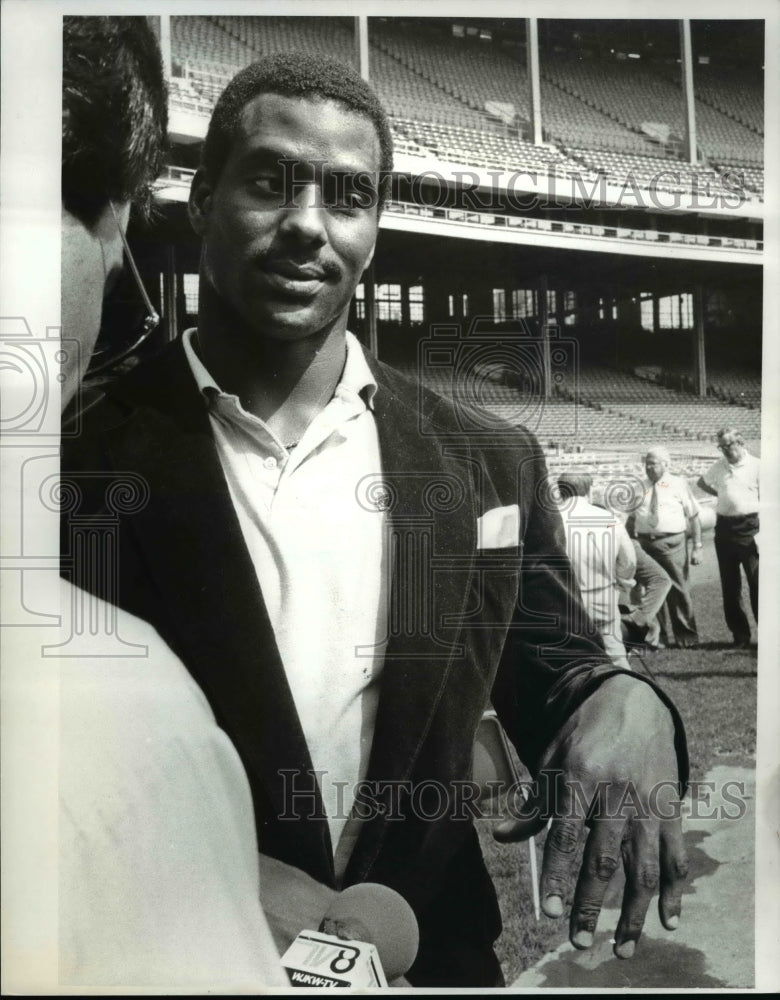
[109,202,159,323]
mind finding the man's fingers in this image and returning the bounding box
[658,818,688,930]
[614,819,661,958]
[492,814,547,843]
[540,815,584,918]
[493,777,549,843]
[568,819,625,949]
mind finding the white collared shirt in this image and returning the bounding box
[182,329,387,877]
[558,496,636,624]
[634,474,700,535]
[702,453,760,517]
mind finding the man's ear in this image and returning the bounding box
[188,168,214,236]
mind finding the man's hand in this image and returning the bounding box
[690,545,703,566]
[494,674,687,958]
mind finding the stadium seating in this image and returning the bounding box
[546,452,718,505]
[391,118,587,175]
[404,356,763,446]
[660,62,764,138]
[542,51,763,166]
[566,148,745,199]
[606,402,761,440]
[711,162,764,197]
[705,369,762,407]
[160,16,763,462]
[212,13,353,61]
[167,16,763,200]
[390,356,760,446]
[539,83,659,155]
[172,15,255,81]
[371,19,531,119]
[559,363,691,404]
[168,76,214,116]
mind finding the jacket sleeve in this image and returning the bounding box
[489,436,689,792]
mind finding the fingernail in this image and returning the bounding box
[543,894,564,918]
[666,915,679,930]
[615,940,636,959]
[573,929,593,949]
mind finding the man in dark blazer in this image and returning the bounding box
[61,53,688,987]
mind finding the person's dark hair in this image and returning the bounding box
[557,473,592,500]
[63,16,168,228]
[202,52,394,210]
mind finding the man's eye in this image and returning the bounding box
[331,193,362,214]
[252,174,284,195]
[323,176,375,214]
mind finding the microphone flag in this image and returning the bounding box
[282,929,388,987]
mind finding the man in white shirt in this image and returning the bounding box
[557,474,636,669]
[697,428,759,647]
[62,52,690,986]
[628,446,702,648]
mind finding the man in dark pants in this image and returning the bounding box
[697,428,760,647]
[61,53,689,987]
[621,539,673,650]
[628,446,702,648]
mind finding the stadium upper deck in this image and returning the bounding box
[166,16,764,207]
[145,14,762,451]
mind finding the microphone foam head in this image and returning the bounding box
[321,882,419,980]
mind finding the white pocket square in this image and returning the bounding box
[477,504,520,549]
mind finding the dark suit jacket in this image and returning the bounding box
[61,338,687,986]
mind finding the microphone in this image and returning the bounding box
[281,882,419,987]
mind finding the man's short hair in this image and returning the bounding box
[63,16,168,228]
[557,473,592,499]
[717,427,743,445]
[201,52,394,210]
[645,445,670,464]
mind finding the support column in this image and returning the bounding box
[526,18,543,145]
[538,274,551,400]
[354,16,370,78]
[158,15,172,78]
[400,282,411,329]
[164,245,177,344]
[425,273,452,325]
[468,284,493,321]
[679,20,697,165]
[365,267,378,356]
[693,284,707,397]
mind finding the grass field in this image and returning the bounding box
[480,530,758,982]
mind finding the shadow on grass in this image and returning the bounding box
[527,934,729,989]
[518,830,742,988]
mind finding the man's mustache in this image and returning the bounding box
[256,249,341,282]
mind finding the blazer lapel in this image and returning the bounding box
[345,359,479,880]
[105,342,336,885]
